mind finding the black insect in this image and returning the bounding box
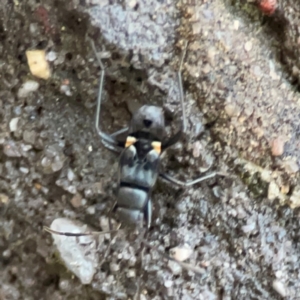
[91,40,217,229]
[43,39,221,278]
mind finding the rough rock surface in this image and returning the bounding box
[1,0,300,299]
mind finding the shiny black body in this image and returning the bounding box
[92,41,217,229]
[114,106,166,228]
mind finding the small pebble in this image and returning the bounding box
[41,156,52,168]
[225,103,240,117]
[67,168,76,181]
[271,137,285,156]
[49,218,97,284]
[46,51,57,62]
[110,263,120,273]
[23,130,36,144]
[3,141,21,157]
[272,279,287,297]
[29,23,39,35]
[244,41,253,52]
[280,185,289,195]
[51,158,64,172]
[241,222,256,233]
[164,280,173,288]
[2,249,12,258]
[67,185,77,194]
[21,144,32,152]
[268,181,280,201]
[34,183,42,190]
[127,0,137,8]
[60,84,72,96]
[59,279,70,291]
[14,106,22,115]
[290,188,300,209]
[212,186,223,198]
[86,205,96,215]
[169,243,193,262]
[17,81,39,98]
[19,167,29,174]
[126,269,136,278]
[9,118,19,132]
[192,141,202,158]
[70,193,82,208]
[233,20,239,30]
[0,193,9,204]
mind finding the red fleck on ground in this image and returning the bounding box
[35,6,52,34]
[258,0,277,15]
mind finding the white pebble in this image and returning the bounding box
[86,205,96,215]
[20,144,32,152]
[51,159,64,172]
[67,168,75,181]
[244,41,253,52]
[17,81,39,98]
[9,118,19,132]
[19,167,29,174]
[268,181,280,201]
[49,218,98,285]
[29,23,39,35]
[110,262,120,273]
[60,84,72,96]
[67,185,77,194]
[242,222,256,233]
[169,243,193,262]
[164,280,173,288]
[46,51,57,62]
[290,188,300,209]
[272,279,287,297]
[126,269,136,278]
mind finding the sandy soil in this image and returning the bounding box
[1,0,300,299]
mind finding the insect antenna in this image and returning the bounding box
[43,226,121,237]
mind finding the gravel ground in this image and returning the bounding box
[1,0,300,299]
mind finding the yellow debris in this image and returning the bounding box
[26,49,50,80]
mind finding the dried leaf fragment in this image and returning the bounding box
[26,49,51,79]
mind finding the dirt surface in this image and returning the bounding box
[1,0,300,299]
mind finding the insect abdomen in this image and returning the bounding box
[116,186,150,225]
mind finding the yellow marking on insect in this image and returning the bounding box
[125,136,137,148]
[151,141,161,154]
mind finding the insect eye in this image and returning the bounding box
[143,119,152,128]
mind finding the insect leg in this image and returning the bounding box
[145,198,152,229]
[159,171,218,187]
[161,41,188,151]
[108,201,118,231]
[110,127,129,137]
[178,40,188,133]
[89,38,124,153]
